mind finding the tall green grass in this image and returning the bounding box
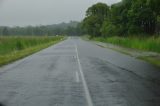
[0,36,64,66]
[93,36,160,53]
[0,36,63,55]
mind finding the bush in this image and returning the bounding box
[101,22,117,37]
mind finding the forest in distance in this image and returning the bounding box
[0,21,82,36]
[0,0,160,37]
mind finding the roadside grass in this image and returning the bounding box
[85,35,160,67]
[0,36,65,66]
[92,36,160,53]
[139,56,160,67]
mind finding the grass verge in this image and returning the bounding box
[0,36,65,66]
[139,56,160,67]
[84,35,160,67]
[92,36,160,53]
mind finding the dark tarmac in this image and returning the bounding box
[0,37,160,106]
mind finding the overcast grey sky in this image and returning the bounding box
[0,0,121,26]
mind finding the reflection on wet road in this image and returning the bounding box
[0,37,160,106]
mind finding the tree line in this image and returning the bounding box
[0,21,82,36]
[81,0,160,37]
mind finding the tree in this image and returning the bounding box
[2,27,10,36]
[82,3,109,37]
[127,0,156,34]
[101,21,117,36]
[148,0,160,16]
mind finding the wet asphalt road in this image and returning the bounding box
[0,37,160,106]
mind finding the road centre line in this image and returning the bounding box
[75,44,94,106]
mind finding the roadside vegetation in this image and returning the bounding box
[0,36,64,66]
[81,0,160,37]
[0,21,82,36]
[84,35,160,67]
[92,36,160,53]
[81,0,160,67]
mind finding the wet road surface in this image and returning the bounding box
[0,37,160,106]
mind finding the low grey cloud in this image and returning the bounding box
[0,0,121,26]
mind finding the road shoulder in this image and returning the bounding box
[88,40,160,68]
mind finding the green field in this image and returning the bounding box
[92,36,160,53]
[0,36,64,66]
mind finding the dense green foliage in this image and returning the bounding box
[0,21,82,36]
[0,36,64,66]
[82,0,160,37]
[82,3,109,37]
